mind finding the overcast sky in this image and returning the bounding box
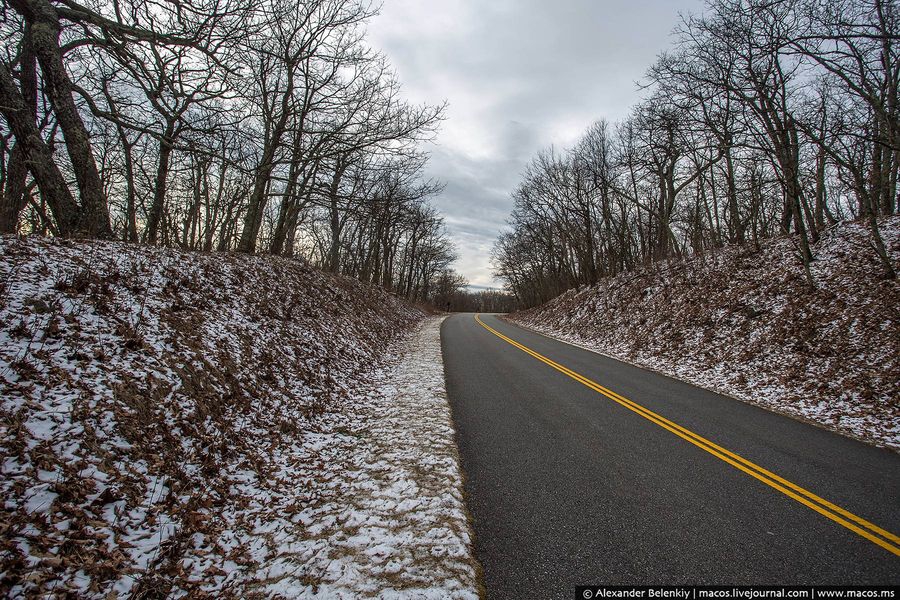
[367,0,705,288]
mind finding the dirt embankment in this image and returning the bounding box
[0,236,422,596]
[511,218,900,450]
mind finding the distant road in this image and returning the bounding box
[441,314,900,598]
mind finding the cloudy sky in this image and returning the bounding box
[367,0,705,288]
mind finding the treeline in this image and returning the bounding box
[493,0,898,308]
[0,0,458,304]
[450,289,518,313]
[427,269,519,313]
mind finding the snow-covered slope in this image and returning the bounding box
[510,218,900,450]
[0,236,477,597]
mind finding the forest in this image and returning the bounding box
[0,0,464,304]
[492,0,899,308]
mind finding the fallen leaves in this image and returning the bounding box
[0,234,423,597]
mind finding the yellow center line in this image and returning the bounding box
[473,313,900,557]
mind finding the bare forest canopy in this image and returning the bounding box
[492,0,900,309]
[0,0,471,305]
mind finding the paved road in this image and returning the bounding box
[441,313,900,598]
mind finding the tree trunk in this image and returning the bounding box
[0,26,37,233]
[326,158,349,272]
[1,145,29,234]
[0,60,79,234]
[13,0,111,237]
[101,82,139,242]
[237,63,298,254]
[182,159,204,248]
[121,137,139,241]
[269,156,310,255]
[238,148,279,253]
[785,163,815,286]
[145,121,175,243]
[203,154,228,251]
[724,145,744,243]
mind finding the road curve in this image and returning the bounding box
[441,313,899,598]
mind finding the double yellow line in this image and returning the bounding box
[474,314,900,556]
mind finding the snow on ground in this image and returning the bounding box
[0,235,478,597]
[510,218,900,450]
[254,316,480,599]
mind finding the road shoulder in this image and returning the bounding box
[505,315,899,452]
[255,315,481,597]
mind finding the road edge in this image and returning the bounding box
[439,314,489,599]
[500,315,898,455]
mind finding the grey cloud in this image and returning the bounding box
[369,0,705,286]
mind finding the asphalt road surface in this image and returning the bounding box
[441,313,900,598]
